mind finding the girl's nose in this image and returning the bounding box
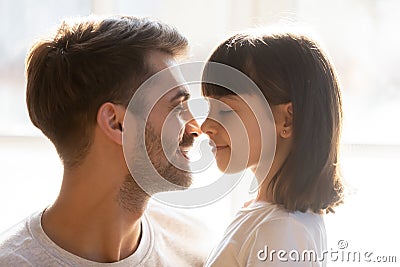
[201,118,218,136]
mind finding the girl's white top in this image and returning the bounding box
[205,201,327,267]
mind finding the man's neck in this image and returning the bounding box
[41,164,149,263]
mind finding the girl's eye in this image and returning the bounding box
[219,109,234,115]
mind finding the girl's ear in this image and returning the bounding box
[273,102,293,139]
[97,102,125,146]
[281,102,293,138]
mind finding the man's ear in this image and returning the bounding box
[97,102,125,146]
[273,102,293,139]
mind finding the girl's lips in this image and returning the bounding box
[209,140,228,152]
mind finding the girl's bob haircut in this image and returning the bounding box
[202,31,344,213]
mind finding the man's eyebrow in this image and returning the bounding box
[170,89,190,103]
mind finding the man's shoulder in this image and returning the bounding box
[146,200,209,235]
[145,200,216,265]
[0,215,35,265]
[0,251,32,266]
[0,216,31,250]
[0,212,46,265]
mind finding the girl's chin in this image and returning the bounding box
[216,157,248,174]
[216,161,247,174]
[215,160,229,173]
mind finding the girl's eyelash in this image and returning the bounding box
[220,109,234,114]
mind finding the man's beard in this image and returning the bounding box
[146,122,193,188]
[118,122,194,212]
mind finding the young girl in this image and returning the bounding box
[201,31,344,266]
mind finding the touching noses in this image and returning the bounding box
[185,118,201,138]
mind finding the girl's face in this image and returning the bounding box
[201,94,271,173]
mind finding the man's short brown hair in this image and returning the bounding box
[26,16,188,168]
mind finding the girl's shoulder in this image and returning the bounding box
[239,202,326,258]
[209,201,327,266]
[237,201,326,242]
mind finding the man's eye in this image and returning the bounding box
[174,104,187,113]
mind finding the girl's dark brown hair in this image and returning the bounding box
[202,32,344,213]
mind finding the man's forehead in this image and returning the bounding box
[146,50,177,73]
[151,86,190,106]
[143,55,189,104]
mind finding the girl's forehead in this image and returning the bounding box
[206,94,259,106]
[205,94,242,102]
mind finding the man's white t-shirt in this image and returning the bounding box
[0,201,212,266]
[205,201,327,267]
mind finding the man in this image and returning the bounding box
[0,16,210,266]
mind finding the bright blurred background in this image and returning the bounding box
[1,0,399,265]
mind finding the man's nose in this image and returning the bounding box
[185,118,201,138]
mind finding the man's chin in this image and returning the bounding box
[165,168,192,189]
[155,158,193,191]
[166,148,190,171]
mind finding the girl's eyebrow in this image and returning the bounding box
[218,95,242,103]
[207,95,240,102]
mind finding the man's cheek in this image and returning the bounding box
[162,115,184,146]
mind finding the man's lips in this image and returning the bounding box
[177,132,195,161]
[178,146,191,160]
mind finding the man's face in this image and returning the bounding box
[124,51,200,194]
